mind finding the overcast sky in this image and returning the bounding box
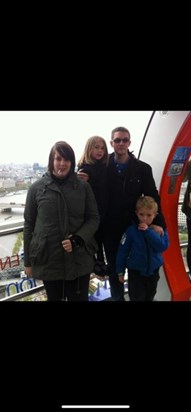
[0,111,153,165]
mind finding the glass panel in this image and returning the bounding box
[178,180,190,280]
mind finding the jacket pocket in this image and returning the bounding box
[84,238,98,255]
[29,236,49,265]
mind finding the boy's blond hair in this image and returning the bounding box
[136,196,158,214]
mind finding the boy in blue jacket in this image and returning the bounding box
[116,196,169,301]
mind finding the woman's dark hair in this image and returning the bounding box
[48,141,76,173]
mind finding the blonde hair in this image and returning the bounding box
[78,136,108,167]
[136,196,158,214]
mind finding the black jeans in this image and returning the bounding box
[103,234,124,301]
[94,223,105,263]
[128,269,160,301]
[43,273,90,301]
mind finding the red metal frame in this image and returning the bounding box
[160,113,191,300]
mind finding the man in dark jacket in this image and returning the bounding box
[103,126,166,301]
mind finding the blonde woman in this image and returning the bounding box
[78,136,108,277]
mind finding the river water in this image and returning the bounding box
[0,191,26,257]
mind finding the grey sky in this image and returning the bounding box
[0,111,152,165]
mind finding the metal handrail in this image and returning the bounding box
[0,222,24,236]
[0,214,190,300]
[0,284,45,301]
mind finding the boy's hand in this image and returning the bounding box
[138,223,148,231]
[150,224,164,236]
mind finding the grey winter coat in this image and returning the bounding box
[24,172,100,280]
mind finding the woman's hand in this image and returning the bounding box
[62,234,83,253]
[62,238,73,253]
[24,266,33,278]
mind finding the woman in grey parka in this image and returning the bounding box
[24,141,100,301]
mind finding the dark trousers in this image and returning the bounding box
[94,223,105,262]
[43,273,90,301]
[103,234,124,301]
[128,269,160,301]
[186,217,191,274]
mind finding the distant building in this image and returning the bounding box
[15,179,25,187]
[0,179,15,189]
[33,163,46,173]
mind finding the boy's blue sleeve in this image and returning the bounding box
[145,228,169,252]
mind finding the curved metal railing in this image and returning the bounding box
[0,214,190,301]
